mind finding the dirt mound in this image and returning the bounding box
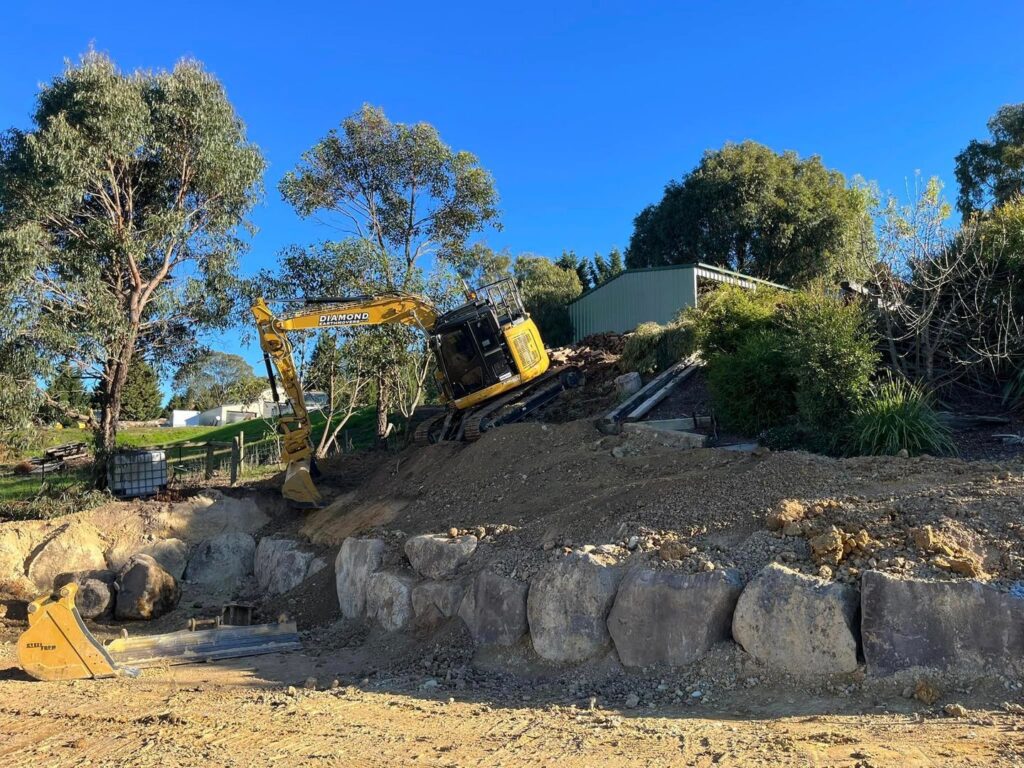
[311,418,1024,588]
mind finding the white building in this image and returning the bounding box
[168,389,328,428]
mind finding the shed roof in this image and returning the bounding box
[568,261,788,306]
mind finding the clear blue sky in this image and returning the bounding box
[2,1,1022,385]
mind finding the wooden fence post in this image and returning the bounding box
[238,432,245,473]
[230,436,240,486]
[204,443,215,480]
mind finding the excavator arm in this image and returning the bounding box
[251,293,440,507]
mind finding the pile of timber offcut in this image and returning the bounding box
[545,333,625,422]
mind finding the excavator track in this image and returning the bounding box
[412,412,449,446]
[462,366,583,441]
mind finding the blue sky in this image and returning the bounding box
[2,1,1023,386]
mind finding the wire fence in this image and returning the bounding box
[1,435,292,503]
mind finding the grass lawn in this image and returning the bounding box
[118,407,379,454]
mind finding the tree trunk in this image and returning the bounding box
[375,368,390,444]
[94,336,137,489]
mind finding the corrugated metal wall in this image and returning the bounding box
[568,266,697,341]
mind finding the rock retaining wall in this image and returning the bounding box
[335,533,1024,679]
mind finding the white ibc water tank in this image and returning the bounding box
[108,450,168,498]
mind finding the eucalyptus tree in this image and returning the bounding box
[279,105,500,440]
[0,53,264,478]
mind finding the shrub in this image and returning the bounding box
[690,285,879,448]
[846,376,955,457]
[706,329,797,435]
[686,285,787,355]
[784,293,878,440]
[620,321,694,375]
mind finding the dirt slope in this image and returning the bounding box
[308,418,1024,585]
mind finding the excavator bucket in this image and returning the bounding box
[282,458,322,508]
[17,584,122,682]
[17,585,303,682]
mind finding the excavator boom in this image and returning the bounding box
[253,278,566,507]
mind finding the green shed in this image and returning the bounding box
[567,262,785,342]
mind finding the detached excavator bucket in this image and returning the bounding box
[17,584,124,682]
[282,458,322,508]
[18,585,303,682]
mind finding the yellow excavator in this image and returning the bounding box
[252,277,581,507]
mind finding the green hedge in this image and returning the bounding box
[686,285,880,451]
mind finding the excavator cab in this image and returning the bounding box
[430,278,547,405]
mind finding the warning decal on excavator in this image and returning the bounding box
[318,312,370,326]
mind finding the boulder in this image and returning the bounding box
[366,571,417,631]
[614,372,642,398]
[115,554,180,620]
[527,553,623,662]
[861,570,1024,676]
[458,570,529,646]
[607,567,743,667]
[335,538,387,618]
[183,532,256,593]
[54,569,117,619]
[255,537,321,595]
[107,538,189,580]
[732,563,860,675]
[412,579,467,628]
[26,521,107,591]
[404,534,478,580]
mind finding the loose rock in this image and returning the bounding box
[26,521,107,591]
[183,532,256,593]
[366,571,417,631]
[861,570,1024,675]
[115,554,180,620]
[458,570,529,646]
[255,537,321,596]
[412,579,466,628]
[54,570,117,619]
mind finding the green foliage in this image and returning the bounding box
[784,293,879,438]
[0,52,264,461]
[278,105,500,439]
[172,351,265,411]
[118,360,163,420]
[620,321,694,375]
[555,250,592,290]
[688,285,784,356]
[626,141,876,286]
[39,364,92,425]
[49,365,91,412]
[589,247,625,287]
[513,255,583,347]
[955,104,1024,215]
[0,333,43,454]
[280,104,499,279]
[847,376,955,457]
[689,285,879,448]
[706,329,798,435]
